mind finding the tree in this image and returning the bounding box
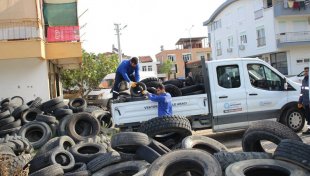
[160,59,174,80]
[60,50,119,97]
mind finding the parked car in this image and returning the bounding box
[287,71,304,84]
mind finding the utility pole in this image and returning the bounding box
[114,24,127,63]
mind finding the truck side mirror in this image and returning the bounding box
[283,78,288,90]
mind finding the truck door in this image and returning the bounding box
[213,63,248,131]
[245,62,288,122]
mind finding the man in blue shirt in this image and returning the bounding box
[298,67,310,134]
[143,83,172,117]
[112,57,140,99]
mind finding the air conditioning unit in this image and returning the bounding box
[239,45,245,50]
[227,48,233,52]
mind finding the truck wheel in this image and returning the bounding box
[281,107,305,132]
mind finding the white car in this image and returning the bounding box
[288,71,304,84]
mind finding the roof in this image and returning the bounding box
[139,56,153,63]
[176,37,206,45]
[203,0,238,26]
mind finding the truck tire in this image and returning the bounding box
[163,79,184,88]
[130,82,147,97]
[225,159,309,176]
[93,161,149,176]
[27,97,42,109]
[69,98,87,113]
[145,81,161,88]
[140,77,159,84]
[242,120,302,153]
[181,135,228,154]
[145,149,221,176]
[87,151,121,173]
[214,152,272,171]
[138,115,192,148]
[280,106,305,132]
[18,121,52,149]
[164,84,182,97]
[274,139,310,170]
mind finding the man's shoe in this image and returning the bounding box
[302,129,310,135]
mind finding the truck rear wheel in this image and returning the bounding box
[281,107,305,132]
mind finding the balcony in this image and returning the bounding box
[276,31,310,48]
[274,1,310,17]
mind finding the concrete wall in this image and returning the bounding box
[0,58,50,103]
[286,46,310,75]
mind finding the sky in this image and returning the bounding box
[78,0,226,59]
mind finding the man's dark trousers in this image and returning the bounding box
[112,72,135,99]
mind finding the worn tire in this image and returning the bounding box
[148,139,171,155]
[36,114,58,124]
[145,81,161,88]
[67,113,100,141]
[0,127,20,137]
[53,108,73,120]
[0,109,11,119]
[242,120,301,152]
[69,98,87,113]
[0,116,15,127]
[70,142,107,163]
[27,97,42,109]
[12,104,29,119]
[10,96,24,107]
[225,159,309,176]
[18,121,52,149]
[280,106,305,132]
[111,132,150,153]
[93,160,149,176]
[29,164,64,176]
[36,136,75,156]
[140,77,159,84]
[49,149,75,172]
[136,145,161,163]
[164,84,182,97]
[21,108,43,124]
[147,87,157,94]
[0,119,21,131]
[97,112,113,128]
[145,149,222,176]
[130,82,147,97]
[163,79,184,88]
[181,135,228,154]
[64,162,87,174]
[87,151,121,173]
[274,139,310,170]
[214,152,272,171]
[58,115,74,136]
[180,84,204,95]
[138,115,192,148]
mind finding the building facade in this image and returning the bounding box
[156,37,212,79]
[204,0,310,75]
[0,0,82,102]
[138,56,158,78]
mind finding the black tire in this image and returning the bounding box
[148,139,171,155]
[180,84,203,95]
[87,151,121,173]
[18,121,52,149]
[29,164,64,176]
[10,96,24,107]
[36,136,76,156]
[36,114,58,124]
[147,87,157,94]
[0,127,20,137]
[164,84,182,97]
[58,115,74,136]
[50,149,75,172]
[274,139,310,170]
[140,77,159,84]
[185,76,195,86]
[183,89,204,96]
[136,145,161,163]
[41,97,63,110]
[242,120,302,152]
[69,98,87,113]
[12,104,29,119]
[97,112,113,128]
[27,97,42,109]
[145,81,161,88]
[64,170,90,176]
[280,106,305,132]
[0,98,10,107]
[64,162,87,173]
[0,119,21,131]
[67,112,100,141]
[0,116,15,127]
[43,102,66,114]
[0,109,11,119]
[214,152,272,171]
[111,132,150,153]
[163,79,184,88]
[70,142,107,163]
[93,160,150,176]
[181,135,228,154]
[138,115,192,148]
[53,108,73,120]
[145,149,222,176]
[225,159,309,176]
[130,82,147,97]
[29,149,55,173]
[21,108,43,124]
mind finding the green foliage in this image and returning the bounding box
[60,50,119,96]
[160,59,174,79]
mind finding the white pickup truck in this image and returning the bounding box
[111,58,305,132]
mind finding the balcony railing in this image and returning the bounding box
[257,37,266,47]
[274,1,310,17]
[254,9,264,20]
[277,31,310,47]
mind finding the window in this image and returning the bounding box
[210,19,222,31]
[148,65,152,71]
[240,34,247,44]
[167,55,176,62]
[270,52,288,75]
[182,53,191,62]
[247,64,282,91]
[256,27,266,47]
[142,66,147,71]
[217,65,241,89]
[228,36,233,48]
[216,41,222,56]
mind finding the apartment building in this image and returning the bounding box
[138,56,158,78]
[204,0,310,75]
[156,37,211,79]
[0,0,82,102]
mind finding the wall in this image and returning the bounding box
[0,58,50,102]
[139,62,158,79]
[287,46,310,75]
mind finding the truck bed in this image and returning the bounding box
[111,94,209,126]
